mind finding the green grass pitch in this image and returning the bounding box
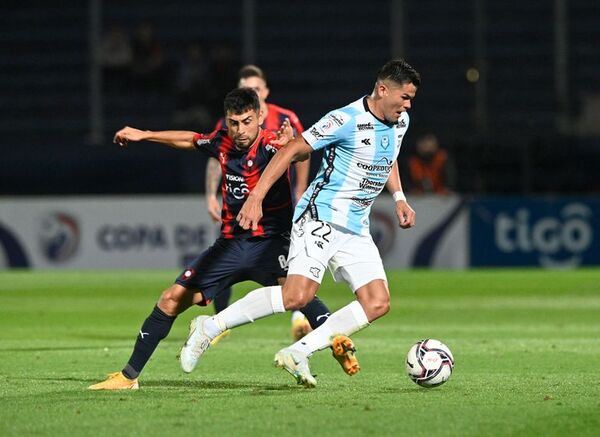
[1,269,599,436]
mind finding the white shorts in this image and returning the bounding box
[287,217,387,292]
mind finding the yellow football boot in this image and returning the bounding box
[331,335,360,376]
[88,372,139,390]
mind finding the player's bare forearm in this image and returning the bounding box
[386,161,415,228]
[293,159,310,199]
[206,157,222,197]
[249,137,311,201]
[386,160,404,194]
[113,126,197,150]
[237,137,312,230]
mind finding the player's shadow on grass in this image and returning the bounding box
[143,379,299,392]
[20,376,301,393]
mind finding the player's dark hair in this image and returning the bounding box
[238,64,267,84]
[377,59,421,87]
[223,87,260,115]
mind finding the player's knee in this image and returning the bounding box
[282,288,312,311]
[158,287,185,316]
[365,296,390,320]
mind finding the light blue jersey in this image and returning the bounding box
[295,96,410,235]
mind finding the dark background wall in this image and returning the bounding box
[1,0,599,195]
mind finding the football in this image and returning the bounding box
[405,339,454,387]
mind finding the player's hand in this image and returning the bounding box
[113,126,147,146]
[396,200,416,229]
[236,194,263,231]
[207,195,222,223]
[272,118,294,146]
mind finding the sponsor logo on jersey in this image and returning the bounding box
[357,122,374,131]
[265,144,278,154]
[356,157,393,172]
[361,138,371,146]
[225,174,245,182]
[196,138,211,146]
[351,196,376,209]
[359,178,385,192]
[330,113,345,126]
[309,127,324,139]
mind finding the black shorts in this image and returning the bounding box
[175,236,289,305]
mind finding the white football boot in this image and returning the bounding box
[274,347,317,388]
[180,315,212,373]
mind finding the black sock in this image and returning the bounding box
[213,286,232,313]
[122,305,176,379]
[299,295,331,329]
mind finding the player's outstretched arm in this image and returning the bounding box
[386,160,416,229]
[237,136,312,230]
[113,126,197,150]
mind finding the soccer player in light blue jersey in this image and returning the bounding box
[180,59,419,387]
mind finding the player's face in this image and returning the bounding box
[379,81,418,123]
[239,77,270,104]
[226,108,261,149]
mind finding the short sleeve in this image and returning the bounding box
[193,130,223,158]
[301,110,352,151]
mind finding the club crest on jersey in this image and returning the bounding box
[381,135,389,149]
[397,119,407,128]
[247,160,253,167]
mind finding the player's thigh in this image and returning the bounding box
[174,238,245,306]
[247,236,291,286]
[286,218,338,285]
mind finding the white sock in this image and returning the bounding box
[203,286,285,339]
[291,300,370,356]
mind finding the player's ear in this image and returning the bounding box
[263,86,270,100]
[258,109,265,125]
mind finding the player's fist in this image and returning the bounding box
[113,126,148,146]
[396,200,416,229]
[237,194,263,231]
[207,195,222,223]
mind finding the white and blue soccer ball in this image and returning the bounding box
[405,339,454,388]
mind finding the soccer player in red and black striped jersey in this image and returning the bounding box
[89,88,344,390]
[206,65,311,337]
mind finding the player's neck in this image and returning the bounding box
[366,95,385,121]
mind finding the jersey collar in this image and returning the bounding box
[362,96,396,127]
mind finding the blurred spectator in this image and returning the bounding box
[131,22,167,90]
[408,133,454,195]
[100,25,132,90]
[173,42,212,130]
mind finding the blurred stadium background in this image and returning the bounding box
[1,0,599,269]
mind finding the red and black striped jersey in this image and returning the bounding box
[193,129,293,239]
[214,103,304,135]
